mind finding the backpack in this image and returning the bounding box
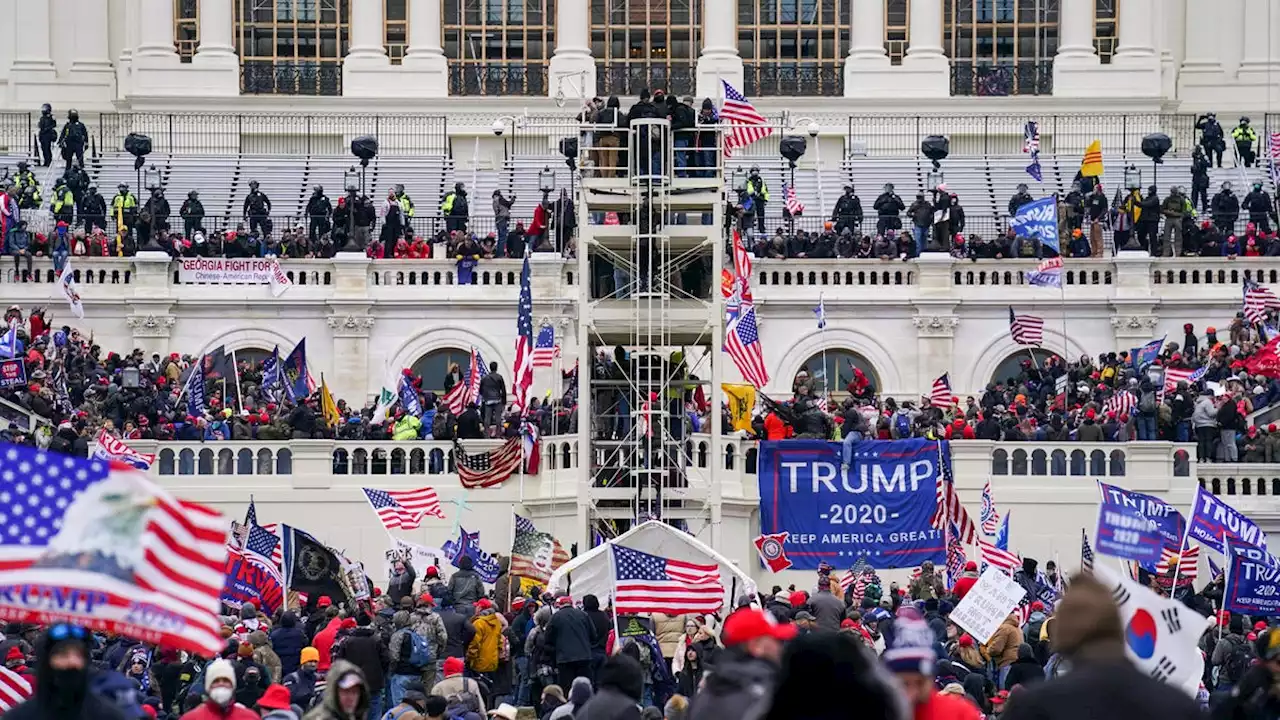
[1222,641,1254,684]
[894,412,911,439]
[383,707,417,720]
[1140,391,1156,414]
[405,629,434,668]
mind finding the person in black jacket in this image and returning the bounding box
[625,89,662,176]
[438,592,477,660]
[581,595,612,679]
[456,402,484,439]
[545,599,596,689]
[872,183,904,237]
[1001,643,1044,690]
[38,104,56,167]
[831,185,863,235]
[1000,574,1201,720]
[307,185,333,244]
[80,185,107,233]
[1136,186,1161,253]
[271,611,308,676]
[289,400,318,439]
[666,94,696,178]
[180,190,205,240]
[573,653,643,720]
[447,555,486,608]
[335,613,389,719]
[57,109,87,174]
[4,623,128,720]
[478,362,506,437]
[243,180,273,239]
[388,560,417,606]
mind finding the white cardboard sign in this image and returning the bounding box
[949,567,1028,644]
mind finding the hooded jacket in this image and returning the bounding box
[271,612,308,676]
[985,616,1024,669]
[4,637,129,720]
[312,618,343,673]
[467,606,506,673]
[1002,643,1045,690]
[302,660,368,720]
[447,556,485,607]
[249,631,282,684]
[335,625,386,692]
[688,649,776,720]
[574,654,644,720]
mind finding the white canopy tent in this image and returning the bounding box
[546,521,757,611]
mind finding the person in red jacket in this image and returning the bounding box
[951,561,980,600]
[179,658,258,719]
[945,419,976,440]
[312,617,343,674]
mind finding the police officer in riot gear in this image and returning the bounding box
[872,182,904,237]
[181,190,205,239]
[1008,183,1034,217]
[80,185,107,232]
[1211,182,1239,235]
[1232,116,1258,167]
[37,104,56,167]
[1195,112,1225,168]
[746,165,769,234]
[243,179,272,238]
[307,185,333,243]
[1243,181,1277,233]
[831,185,863,235]
[57,109,87,174]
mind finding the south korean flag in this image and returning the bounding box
[1095,565,1214,697]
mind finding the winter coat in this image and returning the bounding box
[575,654,645,720]
[952,571,980,600]
[1002,644,1045,690]
[808,591,845,633]
[178,700,261,720]
[270,612,308,675]
[439,608,476,659]
[651,613,686,658]
[687,651,776,720]
[335,626,387,692]
[411,609,449,660]
[467,608,506,673]
[448,568,486,608]
[997,658,1200,720]
[388,565,417,605]
[302,660,369,720]
[984,616,1024,669]
[249,631,283,683]
[546,606,596,664]
[313,618,343,672]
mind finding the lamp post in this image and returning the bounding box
[538,166,556,252]
[492,114,525,163]
[344,166,359,252]
[788,116,822,213]
[140,164,163,252]
[1122,164,1142,250]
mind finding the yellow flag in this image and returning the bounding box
[721,383,757,432]
[1080,139,1103,177]
[519,577,543,595]
[320,374,341,426]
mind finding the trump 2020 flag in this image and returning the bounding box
[1095,563,1213,697]
[221,523,284,616]
[91,428,157,471]
[1009,196,1059,253]
[442,527,501,583]
[0,444,228,657]
[1225,541,1280,616]
[1187,485,1269,557]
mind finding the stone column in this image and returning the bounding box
[70,0,116,79]
[1159,0,1183,98]
[844,0,897,97]
[343,0,394,97]
[1180,0,1223,74]
[189,0,239,95]
[912,313,959,395]
[1113,0,1157,63]
[899,0,948,97]
[696,0,743,99]
[1103,0,1161,98]
[9,0,56,82]
[134,0,180,62]
[548,0,595,100]
[401,0,448,97]
[1238,0,1280,82]
[1056,0,1099,63]
[117,0,141,100]
[327,313,375,405]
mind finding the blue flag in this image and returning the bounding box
[282,339,309,401]
[443,527,501,583]
[995,513,1011,551]
[1130,336,1165,369]
[261,346,281,397]
[1096,482,1186,551]
[1187,485,1269,558]
[1095,497,1164,564]
[1225,542,1280,615]
[398,374,422,416]
[1009,196,1059,253]
[185,361,205,417]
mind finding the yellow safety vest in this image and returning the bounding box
[52,190,73,213]
[747,179,769,201]
[113,193,137,210]
[440,193,455,213]
[399,195,414,217]
[1232,126,1257,143]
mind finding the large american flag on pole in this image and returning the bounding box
[928,373,954,408]
[612,544,724,615]
[1155,544,1200,580]
[443,348,487,415]
[361,486,445,530]
[1243,278,1280,325]
[514,252,535,413]
[1081,528,1095,572]
[783,182,804,216]
[1009,306,1045,347]
[946,520,968,589]
[720,80,773,158]
[91,428,157,471]
[930,442,978,544]
[979,540,1021,575]
[0,444,228,656]
[0,666,31,713]
[1268,131,1280,189]
[725,305,769,389]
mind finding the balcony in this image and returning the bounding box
[139,436,1261,583]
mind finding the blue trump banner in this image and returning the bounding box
[221,552,285,616]
[757,438,945,570]
[1095,502,1163,564]
[1010,196,1059,253]
[1225,542,1280,615]
[1188,485,1268,556]
[1096,482,1185,549]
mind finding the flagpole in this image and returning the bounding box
[231,349,244,414]
[1219,535,1231,642]
[819,293,829,396]
[609,541,621,648]
[508,504,518,612]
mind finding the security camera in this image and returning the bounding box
[807,121,820,138]
[554,89,566,108]
[492,119,505,137]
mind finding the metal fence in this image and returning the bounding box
[596,63,698,98]
[97,113,450,156]
[744,63,843,98]
[949,61,1054,97]
[845,113,1200,157]
[0,113,34,156]
[449,64,548,96]
[240,61,343,96]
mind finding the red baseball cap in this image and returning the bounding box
[722,608,797,646]
[317,596,332,608]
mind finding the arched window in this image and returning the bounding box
[794,349,880,397]
[445,0,555,95]
[593,0,701,96]
[737,0,849,96]
[989,349,1062,388]
[236,0,349,95]
[411,348,475,394]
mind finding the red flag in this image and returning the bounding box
[1244,336,1280,379]
[753,532,793,573]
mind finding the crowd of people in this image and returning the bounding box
[4,547,1277,720]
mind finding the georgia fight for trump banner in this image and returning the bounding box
[757,438,945,570]
[1187,485,1268,556]
[1226,542,1280,615]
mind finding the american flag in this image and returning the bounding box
[0,666,31,713]
[511,514,569,582]
[931,442,978,544]
[1081,528,1095,573]
[514,252,535,413]
[240,499,283,569]
[0,445,227,656]
[1269,131,1280,189]
[1243,278,1280,324]
[1103,390,1138,417]
[783,182,804,216]
[725,231,754,322]
[1024,120,1042,182]
[1009,306,1045,346]
[361,486,445,530]
[612,544,724,615]
[532,324,561,368]
[726,305,769,389]
[979,540,1021,575]
[840,555,874,594]
[980,481,1001,536]
[443,348,487,415]
[454,437,523,489]
[1155,544,1199,580]
[928,373,953,408]
[91,428,156,470]
[946,520,967,588]
[1163,366,1206,392]
[720,80,773,158]
[1025,257,1062,288]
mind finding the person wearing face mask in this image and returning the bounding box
[302,660,369,720]
[3,623,129,720]
[178,658,258,719]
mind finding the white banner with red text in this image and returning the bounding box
[177,258,293,297]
